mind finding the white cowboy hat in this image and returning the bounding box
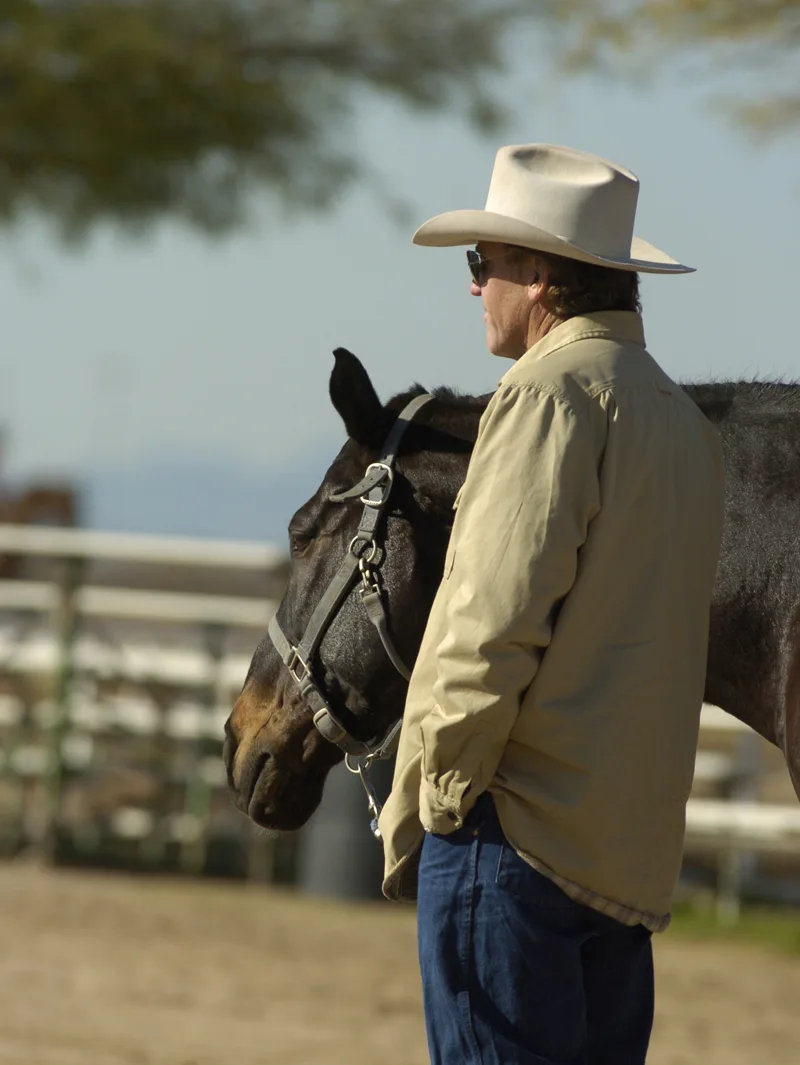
[413,143,693,274]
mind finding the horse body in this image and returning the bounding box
[688,383,800,770]
[224,353,800,830]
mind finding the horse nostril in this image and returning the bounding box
[222,731,237,791]
[245,751,273,819]
[249,751,271,791]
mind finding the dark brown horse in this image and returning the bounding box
[224,349,800,832]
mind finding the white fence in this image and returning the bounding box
[0,522,284,874]
[0,522,797,911]
[688,705,800,918]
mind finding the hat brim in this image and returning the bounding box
[412,210,694,275]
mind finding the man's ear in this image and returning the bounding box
[526,268,546,304]
[519,251,544,299]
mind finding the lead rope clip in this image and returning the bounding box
[345,754,383,840]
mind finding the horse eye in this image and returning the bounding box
[289,529,314,557]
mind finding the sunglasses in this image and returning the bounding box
[467,249,525,287]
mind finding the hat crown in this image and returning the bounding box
[484,145,639,261]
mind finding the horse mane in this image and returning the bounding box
[386,383,491,415]
[682,380,800,423]
[390,379,800,428]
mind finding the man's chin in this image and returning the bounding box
[485,325,502,357]
[486,333,514,359]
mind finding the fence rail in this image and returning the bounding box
[0,523,285,569]
[0,579,277,628]
[0,523,797,912]
[0,522,284,874]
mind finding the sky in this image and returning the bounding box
[0,27,797,542]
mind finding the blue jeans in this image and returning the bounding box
[416,793,654,1065]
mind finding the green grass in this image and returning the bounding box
[668,898,800,955]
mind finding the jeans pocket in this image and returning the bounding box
[496,843,576,908]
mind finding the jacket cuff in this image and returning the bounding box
[419,776,472,835]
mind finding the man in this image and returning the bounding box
[377,144,725,1065]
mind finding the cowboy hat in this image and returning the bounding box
[413,144,693,274]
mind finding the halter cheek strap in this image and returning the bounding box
[268,392,435,762]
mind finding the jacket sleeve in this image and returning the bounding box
[419,383,603,833]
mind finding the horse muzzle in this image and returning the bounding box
[224,689,337,830]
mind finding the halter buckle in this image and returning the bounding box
[360,462,394,507]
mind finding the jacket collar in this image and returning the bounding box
[499,311,645,387]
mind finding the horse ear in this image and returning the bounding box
[330,348,392,448]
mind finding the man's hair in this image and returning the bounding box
[510,246,641,318]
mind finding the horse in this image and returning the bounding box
[224,348,800,833]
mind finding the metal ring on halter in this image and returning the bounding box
[345,753,374,774]
[348,536,379,564]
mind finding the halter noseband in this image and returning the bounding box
[267,393,434,832]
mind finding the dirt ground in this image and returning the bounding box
[0,863,798,1065]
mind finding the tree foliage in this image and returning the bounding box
[0,0,519,238]
[557,0,800,133]
[0,1,796,240]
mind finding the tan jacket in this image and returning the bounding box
[379,312,725,931]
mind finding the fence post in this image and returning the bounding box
[716,729,762,924]
[41,555,82,862]
[177,622,227,875]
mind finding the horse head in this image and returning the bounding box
[223,349,482,830]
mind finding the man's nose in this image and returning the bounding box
[469,280,482,297]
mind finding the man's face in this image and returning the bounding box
[469,242,537,359]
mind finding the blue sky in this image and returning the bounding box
[0,30,797,540]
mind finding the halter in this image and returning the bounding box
[267,392,435,837]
